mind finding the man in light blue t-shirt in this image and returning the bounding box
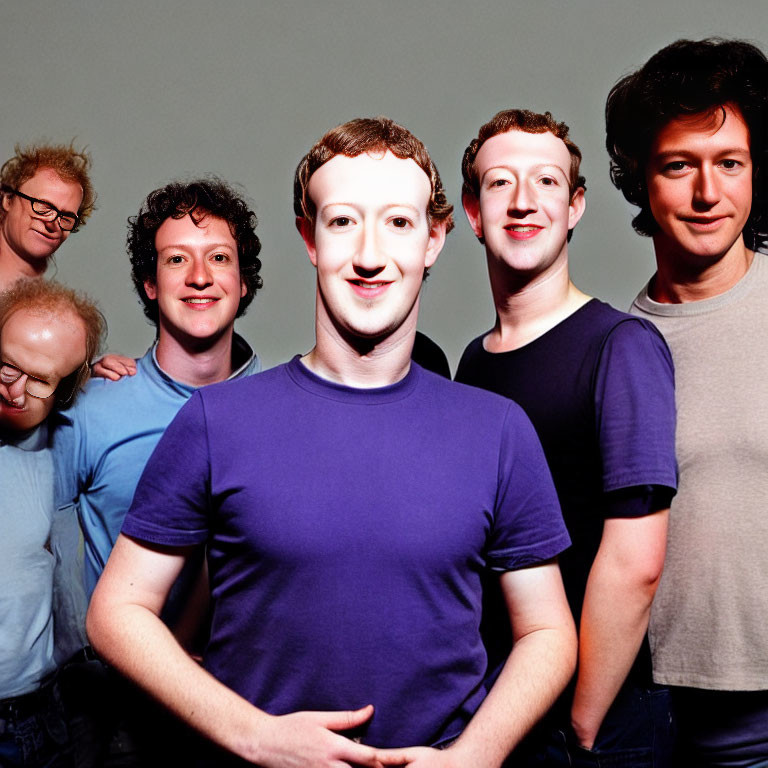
[54,177,263,767]
[0,278,103,768]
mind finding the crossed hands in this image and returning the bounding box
[248,705,466,768]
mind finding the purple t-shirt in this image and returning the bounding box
[123,357,569,748]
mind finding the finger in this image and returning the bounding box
[321,704,375,732]
[92,364,121,381]
[336,738,386,767]
[376,748,418,765]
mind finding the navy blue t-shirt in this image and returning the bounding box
[456,299,677,682]
[123,357,570,748]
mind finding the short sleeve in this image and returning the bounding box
[121,391,211,546]
[594,319,677,494]
[486,403,571,571]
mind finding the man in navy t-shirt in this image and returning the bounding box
[456,110,677,767]
[86,116,576,768]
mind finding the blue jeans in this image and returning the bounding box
[514,685,674,768]
[0,679,73,768]
[670,687,768,767]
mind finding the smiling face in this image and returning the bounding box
[0,168,83,264]
[299,151,446,344]
[145,213,246,350]
[0,307,87,432]
[463,129,584,282]
[646,103,753,271]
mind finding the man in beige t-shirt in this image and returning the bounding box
[606,37,768,767]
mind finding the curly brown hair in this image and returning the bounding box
[294,117,454,233]
[0,142,96,230]
[462,109,586,200]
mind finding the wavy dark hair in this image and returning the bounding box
[128,178,262,325]
[605,37,768,249]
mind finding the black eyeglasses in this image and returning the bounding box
[0,360,85,403]
[1,185,80,232]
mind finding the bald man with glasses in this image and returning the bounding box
[0,278,103,768]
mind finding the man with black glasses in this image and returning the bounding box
[0,278,103,768]
[0,143,95,289]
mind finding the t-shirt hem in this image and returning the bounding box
[488,530,571,571]
[121,519,208,548]
[653,671,768,691]
[603,472,677,494]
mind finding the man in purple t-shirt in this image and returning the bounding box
[457,110,677,767]
[86,117,576,768]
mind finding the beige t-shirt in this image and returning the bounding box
[632,251,768,691]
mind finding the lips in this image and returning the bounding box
[504,223,543,240]
[347,279,392,298]
[182,296,219,308]
[32,229,59,242]
[679,215,728,232]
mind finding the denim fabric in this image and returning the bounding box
[671,687,768,767]
[0,680,72,768]
[515,685,674,768]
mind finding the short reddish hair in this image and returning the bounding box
[462,109,585,199]
[294,116,454,233]
[0,278,105,403]
[0,142,95,229]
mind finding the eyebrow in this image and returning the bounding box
[653,148,751,159]
[482,162,570,180]
[1,358,53,383]
[319,202,422,216]
[20,190,77,216]
[157,242,237,252]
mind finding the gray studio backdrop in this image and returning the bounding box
[2,1,766,371]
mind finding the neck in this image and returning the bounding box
[154,326,238,387]
[302,293,416,388]
[485,251,591,352]
[0,233,46,289]
[650,236,754,303]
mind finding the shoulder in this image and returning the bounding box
[419,365,532,429]
[196,362,290,408]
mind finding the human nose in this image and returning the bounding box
[6,374,28,406]
[693,165,721,208]
[507,179,537,215]
[186,256,214,288]
[352,223,385,274]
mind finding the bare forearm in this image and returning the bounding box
[570,514,667,746]
[450,622,577,768]
[87,598,269,761]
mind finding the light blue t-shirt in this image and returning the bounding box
[0,423,57,698]
[54,334,260,597]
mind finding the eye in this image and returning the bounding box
[330,216,351,227]
[168,255,185,264]
[539,177,557,186]
[391,217,410,229]
[663,161,687,173]
[211,253,229,262]
[720,159,743,170]
[488,178,509,188]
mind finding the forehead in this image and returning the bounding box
[154,213,236,251]
[1,307,86,376]
[475,129,571,178]
[650,103,751,156]
[308,151,431,212]
[20,167,84,208]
